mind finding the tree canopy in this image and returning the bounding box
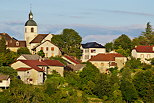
[51,29,82,58]
[17,47,31,55]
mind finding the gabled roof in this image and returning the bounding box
[0,33,26,47]
[18,54,40,60]
[82,42,105,48]
[30,34,48,43]
[63,56,81,64]
[42,60,65,66]
[19,60,47,72]
[89,53,125,61]
[0,74,9,80]
[134,45,154,53]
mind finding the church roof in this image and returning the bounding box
[25,20,37,26]
[30,34,48,43]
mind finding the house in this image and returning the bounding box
[11,60,48,85]
[62,55,81,65]
[0,74,10,89]
[11,59,65,84]
[132,45,154,64]
[17,54,40,60]
[89,53,127,73]
[32,40,61,57]
[81,42,106,62]
[42,60,65,76]
[0,33,26,52]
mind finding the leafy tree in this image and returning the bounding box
[79,62,100,85]
[0,36,6,53]
[125,57,142,69]
[113,34,132,50]
[51,29,82,58]
[105,42,113,52]
[17,47,31,55]
[120,68,138,102]
[133,70,154,102]
[37,50,45,57]
[0,51,18,66]
[115,46,130,57]
[0,66,17,77]
[93,74,112,99]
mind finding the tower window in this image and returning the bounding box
[16,41,19,46]
[31,27,34,32]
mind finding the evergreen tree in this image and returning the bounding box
[37,50,45,57]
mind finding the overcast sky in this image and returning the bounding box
[0,0,154,44]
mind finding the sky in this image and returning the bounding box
[0,0,154,44]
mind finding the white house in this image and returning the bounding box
[132,45,154,64]
[89,53,127,73]
[81,42,106,62]
[0,74,10,89]
[32,40,61,57]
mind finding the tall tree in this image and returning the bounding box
[113,34,132,50]
[51,29,82,58]
[0,36,6,53]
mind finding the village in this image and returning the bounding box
[0,11,154,103]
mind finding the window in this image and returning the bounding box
[29,79,33,81]
[46,53,48,57]
[46,47,48,51]
[51,47,54,51]
[16,42,19,46]
[31,27,34,32]
[85,49,89,53]
[91,49,96,53]
[41,47,43,50]
[85,55,89,59]
[51,53,54,56]
[147,54,150,59]
[140,54,144,58]
[0,80,2,83]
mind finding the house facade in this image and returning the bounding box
[0,33,26,52]
[132,45,154,64]
[81,42,106,62]
[0,74,10,89]
[89,53,127,73]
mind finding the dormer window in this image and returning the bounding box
[16,41,19,46]
[31,27,34,32]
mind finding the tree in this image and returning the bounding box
[142,22,153,38]
[37,50,45,57]
[105,42,113,52]
[51,29,82,58]
[17,47,31,55]
[125,57,142,69]
[133,70,154,102]
[0,36,6,53]
[113,34,132,50]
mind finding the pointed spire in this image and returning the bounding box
[29,10,33,20]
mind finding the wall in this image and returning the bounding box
[0,78,10,88]
[48,66,64,76]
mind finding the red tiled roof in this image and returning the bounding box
[89,53,125,61]
[16,68,32,71]
[134,45,154,53]
[42,60,65,66]
[30,34,48,43]
[19,60,47,72]
[63,56,80,64]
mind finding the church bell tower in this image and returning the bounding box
[24,11,38,48]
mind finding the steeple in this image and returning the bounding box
[29,10,33,20]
